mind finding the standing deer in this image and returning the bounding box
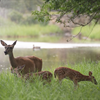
[13,65,53,84]
[1,40,42,75]
[54,67,97,89]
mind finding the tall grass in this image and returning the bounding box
[0,24,62,37]
[72,24,100,40]
[0,24,62,42]
[0,61,100,100]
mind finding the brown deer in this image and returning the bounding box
[1,40,42,75]
[13,65,53,84]
[54,67,97,89]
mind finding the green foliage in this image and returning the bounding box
[0,16,62,42]
[0,0,43,13]
[0,17,15,26]
[21,16,38,25]
[0,25,61,37]
[72,24,100,40]
[0,61,100,100]
[8,11,23,23]
[33,0,100,25]
[32,8,50,22]
[7,10,48,25]
[21,15,48,25]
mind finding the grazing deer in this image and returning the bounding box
[1,40,42,75]
[14,65,53,84]
[54,67,97,89]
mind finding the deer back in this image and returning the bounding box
[27,56,42,72]
[10,56,36,75]
[54,67,97,85]
[35,71,53,80]
[22,71,53,83]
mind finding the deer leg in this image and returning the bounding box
[73,79,79,90]
[58,76,64,85]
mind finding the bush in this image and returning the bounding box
[8,10,23,23]
[21,15,48,25]
[21,16,38,25]
[0,16,15,26]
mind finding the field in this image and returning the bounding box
[0,24,62,42]
[72,23,100,40]
[0,61,100,100]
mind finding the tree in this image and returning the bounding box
[32,0,100,26]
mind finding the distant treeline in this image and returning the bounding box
[0,0,45,25]
[0,0,42,13]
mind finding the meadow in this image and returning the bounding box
[0,61,100,100]
[1,16,100,43]
[0,23,62,42]
[1,23,100,43]
[72,23,100,40]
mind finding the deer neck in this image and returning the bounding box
[79,75,91,82]
[8,51,17,68]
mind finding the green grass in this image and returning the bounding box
[0,24,61,37]
[72,23,100,40]
[0,24,62,42]
[1,35,62,42]
[0,61,100,100]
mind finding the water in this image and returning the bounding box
[1,40,100,49]
[0,47,100,72]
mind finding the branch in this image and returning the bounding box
[70,12,98,26]
[85,17,100,40]
[56,0,86,21]
[67,17,100,42]
[67,26,83,42]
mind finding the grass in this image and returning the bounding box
[0,24,62,37]
[0,24,62,42]
[72,23,100,40]
[2,35,62,42]
[0,61,100,100]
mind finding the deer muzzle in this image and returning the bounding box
[4,51,8,55]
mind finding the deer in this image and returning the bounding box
[13,65,53,84]
[54,67,97,89]
[1,40,42,75]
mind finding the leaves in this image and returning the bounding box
[33,0,100,26]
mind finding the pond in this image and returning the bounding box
[0,47,100,72]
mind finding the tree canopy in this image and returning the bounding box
[33,0,100,26]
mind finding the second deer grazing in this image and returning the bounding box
[14,65,53,84]
[1,40,42,75]
[54,67,97,89]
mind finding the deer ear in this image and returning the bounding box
[89,71,92,76]
[13,40,17,46]
[1,40,7,46]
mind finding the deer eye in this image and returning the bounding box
[10,47,12,49]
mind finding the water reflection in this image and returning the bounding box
[0,47,100,72]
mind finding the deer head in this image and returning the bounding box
[89,71,97,85]
[1,40,17,55]
[11,65,25,76]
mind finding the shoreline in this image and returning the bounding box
[0,40,100,49]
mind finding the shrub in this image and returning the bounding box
[8,10,23,23]
[21,15,48,25]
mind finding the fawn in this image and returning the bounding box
[54,67,97,89]
[13,65,53,84]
